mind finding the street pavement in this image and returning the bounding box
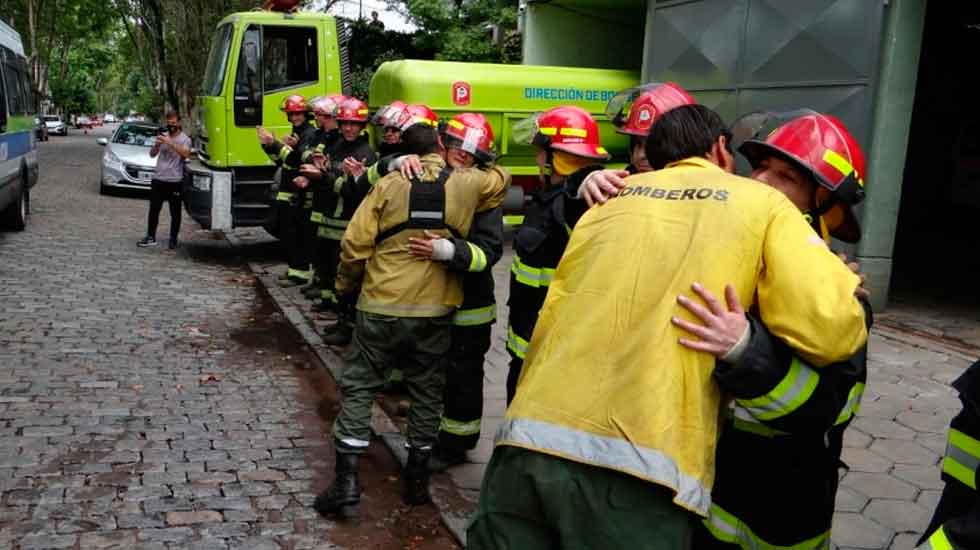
[249,222,980,549]
[0,127,457,549]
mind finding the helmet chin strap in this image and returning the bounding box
[541,149,554,180]
[804,186,835,244]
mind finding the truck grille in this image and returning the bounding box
[124,164,154,182]
[338,19,353,96]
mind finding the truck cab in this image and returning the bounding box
[184,10,347,231]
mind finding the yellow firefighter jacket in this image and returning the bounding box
[337,154,508,317]
[497,157,868,517]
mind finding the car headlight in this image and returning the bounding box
[103,149,122,169]
[192,173,211,191]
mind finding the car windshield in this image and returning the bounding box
[113,125,158,147]
[43,115,60,122]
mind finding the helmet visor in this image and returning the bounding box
[604,83,665,128]
[730,109,820,152]
[310,97,337,116]
[511,113,542,146]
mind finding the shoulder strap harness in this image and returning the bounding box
[376,166,462,243]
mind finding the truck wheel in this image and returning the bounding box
[0,178,28,231]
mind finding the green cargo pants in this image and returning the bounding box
[333,310,451,453]
[467,446,694,550]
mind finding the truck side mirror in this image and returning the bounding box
[96,138,108,146]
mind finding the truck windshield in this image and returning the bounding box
[202,24,234,96]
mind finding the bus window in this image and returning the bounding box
[0,62,7,131]
[1,47,33,117]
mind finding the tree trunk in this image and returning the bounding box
[145,0,179,113]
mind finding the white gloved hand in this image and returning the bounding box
[431,238,455,261]
[388,156,404,172]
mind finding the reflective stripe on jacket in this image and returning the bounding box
[499,157,868,516]
[918,360,980,550]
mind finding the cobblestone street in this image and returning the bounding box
[0,129,457,549]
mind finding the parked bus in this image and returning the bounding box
[0,19,38,231]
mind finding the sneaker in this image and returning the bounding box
[168,238,179,250]
[137,236,157,247]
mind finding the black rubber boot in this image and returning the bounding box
[302,284,321,299]
[313,452,361,520]
[278,276,306,288]
[322,320,353,346]
[427,445,466,472]
[403,447,432,505]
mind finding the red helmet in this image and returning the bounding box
[385,103,437,131]
[335,97,369,123]
[280,95,308,114]
[372,100,408,128]
[737,110,867,242]
[402,103,439,130]
[442,113,496,163]
[514,106,609,160]
[607,82,696,137]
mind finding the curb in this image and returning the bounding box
[242,257,472,546]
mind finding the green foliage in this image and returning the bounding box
[48,39,117,116]
[348,0,520,99]
[1,0,118,114]
[2,0,522,118]
[345,18,436,99]
[394,0,521,62]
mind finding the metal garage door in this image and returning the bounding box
[643,0,886,151]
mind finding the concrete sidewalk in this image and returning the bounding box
[229,227,978,550]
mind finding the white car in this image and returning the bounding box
[43,115,67,136]
[97,122,160,194]
[104,114,117,123]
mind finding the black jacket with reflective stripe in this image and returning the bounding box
[507,183,570,343]
[452,207,503,312]
[315,135,376,220]
[920,360,980,549]
[704,299,872,546]
[263,123,318,195]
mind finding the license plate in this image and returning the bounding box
[138,171,154,181]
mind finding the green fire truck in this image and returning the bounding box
[183,8,637,232]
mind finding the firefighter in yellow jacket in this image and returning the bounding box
[312,122,507,520]
[467,104,868,549]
